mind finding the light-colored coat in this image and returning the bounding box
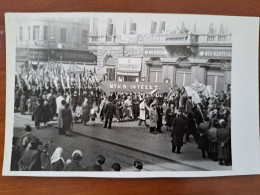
[149,108,158,128]
[56,96,64,114]
[139,101,147,120]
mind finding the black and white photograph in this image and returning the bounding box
[2,13,260,177]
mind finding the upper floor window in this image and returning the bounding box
[130,21,137,34]
[107,18,114,36]
[82,30,88,45]
[19,27,23,41]
[151,21,157,34]
[159,21,165,34]
[209,23,216,34]
[33,26,40,41]
[43,26,48,41]
[92,18,98,35]
[60,28,67,43]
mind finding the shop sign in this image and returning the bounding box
[198,48,232,59]
[102,81,170,93]
[143,47,168,57]
[137,34,166,43]
[117,58,142,72]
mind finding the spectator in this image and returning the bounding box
[86,155,105,171]
[64,150,84,171]
[133,161,143,171]
[111,163,121,172]
[50,147,65,171]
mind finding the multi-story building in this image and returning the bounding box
[16,18,97,72]
[88,16,231,93]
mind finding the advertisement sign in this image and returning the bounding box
[197,48,232,59]
[102,81,170,93]
[117,58,142,72]
[143,47,168,57]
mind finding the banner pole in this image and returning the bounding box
[197,104,205,121]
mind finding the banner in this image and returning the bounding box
[203,85,215,98]
[184,86,201,104]
[102,81,170,93]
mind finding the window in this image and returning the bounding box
[123,20,126,34]
[19,27,23,41]
[107,18,113,36]
[92,18,98,35]
[151,21,157,34]
[60,28,67,43]
[159,21,165,34]
[130,21,137,34]
[82,30,88,45]
[27,27,30,40]
[44,26,48,41]
[209,23,215,34]
[33,26,40,40]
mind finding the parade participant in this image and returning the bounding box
[82,98,91,126]
[197,117,211,158]
[133,160,143,172]
[26,96,32,114]
[138,99,148,127]
[11,136,21,171]
[124,96,133,120]
[99,96,107,121]
[104,97,116,129]
[207,120,219,161]
[20,92,26,115]
[89,106,97,126]
[18,137,42,171]
[62,103,73,136]
[15,86,22,112]
[58,100,66,135]
[47,90,56,120]
[132,94,140,120]
[185,96,193,113]
[64,150,84,171]
[42,91,48,101]
[34,98,44,129]
[86,155,105,171]
[149,103,158,134]
[115,98,123,122]
[156,103,164,133]
[166,103,175,131]
[171,113,187,154]
[56,92,64,116]
[217,120,231,166]
[185,112,198,143]
[71,91,79,113]
[65,90,72,106]
[111,163,121,172]
[50,147,65,171]
[42,100,51,127]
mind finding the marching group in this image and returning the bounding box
[12,83,232,171]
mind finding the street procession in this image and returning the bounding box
[11,16,232,172]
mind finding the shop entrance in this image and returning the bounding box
[175,69,191,88]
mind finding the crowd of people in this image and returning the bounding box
[13,77,232,171]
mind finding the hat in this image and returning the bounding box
[30,137,43,145]
[219,119,225,126]
[24,125,32,132]
[72,150,83,162]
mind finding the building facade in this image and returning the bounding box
[87,17,231,93]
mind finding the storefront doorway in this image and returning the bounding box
[206,69,224,93]
[175,69,191,87]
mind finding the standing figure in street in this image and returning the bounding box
[217,120,231,166]
[104,97,116,129]
[62,103,73,136]
[185,112,198,143]
[56,92,65,116]
[132,95,140,120]
[99,96,107,121]
[58,100,66,135]
[50,147,65,171]
[115,98,123,122]
[138,99,148,127]
[26,97,32,114]
[82,99,91,126]
[197,117,211,158]
[20,92,27,115]
[207,120,219,161]
[149,104,158,134]
[71,91,78,112]
[124,96,133,120]
[47,90,56,120]
[89,106,97,126]
[42,101,51,127]
[18,137,42,171]
[156,103,164,133]
[171,114,187,154]
[166,103,175,131]
[34,98,44,129]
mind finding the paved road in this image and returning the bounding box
[13,114,203,171]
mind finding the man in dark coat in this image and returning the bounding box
[71,91,79,112]
[20,92,27,115]
[62,103,73,136]
[197,117,211,158]
[18,137,42,171]
[34,98,44,129]
[104,97,116,129]
[132,95,140,120]
[47,90,56,120]
[156,103,164,133]
[86,155,105,171]
[11,136,21,171]
[171,114,187,153]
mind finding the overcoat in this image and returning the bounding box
[149,108,158,128]
[171,117,186,146]
[217,128,231,161]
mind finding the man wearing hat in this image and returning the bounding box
[18,137,42,171]
[104,97,116,129]
[64,150,85,171]
[156,103,164,133]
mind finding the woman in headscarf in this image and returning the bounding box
[64,150,84,171]
[50,147,65,171]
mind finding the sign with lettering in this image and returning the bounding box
[197,48,232,59]
[120,34,166,44]
[102,81,170,93]
[184,86,201,104]
[143,47,168,57]
[117,58,142,72]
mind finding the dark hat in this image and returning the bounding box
[30,137,42,145]
[111,163,121,172]
[72,150,83,162]
[24,125,32,132]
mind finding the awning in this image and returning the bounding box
[116,71,139,76]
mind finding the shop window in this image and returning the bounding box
[149,71,162,83]
[33,26,40,41]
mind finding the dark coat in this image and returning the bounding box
[18,149,41,171]
[42,104,51,123]
[50,159,64,171]
[156,106,164,128]
[72,95,79,106]
[82,104,91,123]
[217,128,231,161]
[34,104,43,124]
[20,94,26,113]
[85,164,103,171]
[166,108,174,127]
[197,121,210,150]
[11,145,21,171]
[62,108,73,132]
[104,102,116,118]
[63,161,85,171]
[171,117,186,146]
